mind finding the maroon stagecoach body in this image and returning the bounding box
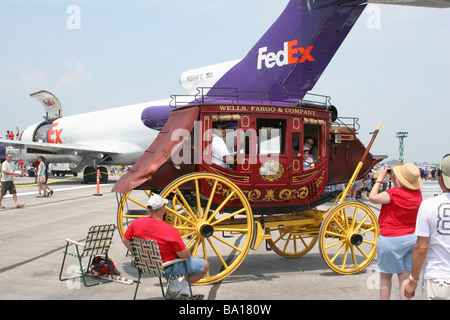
[112,102,383,213]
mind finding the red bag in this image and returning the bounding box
[90,256,121,277]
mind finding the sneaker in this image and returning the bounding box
[167,278,186,300]
[177,286,204,300]
[167,286,180,300]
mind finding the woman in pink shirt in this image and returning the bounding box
[369,163,423,300]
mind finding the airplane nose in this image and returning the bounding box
[141,105,172,131]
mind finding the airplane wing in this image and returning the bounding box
[367,0,450,8]
[0,139,119,156]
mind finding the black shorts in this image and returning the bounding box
[1,181,17,196]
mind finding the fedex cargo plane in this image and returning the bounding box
[3,0,449,183]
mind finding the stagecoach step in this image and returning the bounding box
[125,209,149,216]
[265,240,279,251]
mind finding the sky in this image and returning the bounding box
[0,0,449,165]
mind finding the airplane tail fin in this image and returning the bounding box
[206,0,367,103]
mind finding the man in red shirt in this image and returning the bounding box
[122,193,209,299]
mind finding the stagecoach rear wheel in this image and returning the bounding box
[266,226,318,258]
[160,172,254,285]
[319,201,379,274]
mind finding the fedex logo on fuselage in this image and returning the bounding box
[257,40,314,70]
[48,122,63,144]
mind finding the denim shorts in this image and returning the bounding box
[377,234,417,274]
[164,257,205,278]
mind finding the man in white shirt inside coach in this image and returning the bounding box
[211,122,234,169]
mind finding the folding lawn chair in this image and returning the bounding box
[59,224,116,287]
[130,237,194,300]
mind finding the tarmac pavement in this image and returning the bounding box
[1,174,407,304]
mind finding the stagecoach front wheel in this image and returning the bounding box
[160,172,254,285]
[319,201,379,275]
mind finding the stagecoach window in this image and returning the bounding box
[257,119,285,155]
[292,132,302,156]
[303,124,321,162]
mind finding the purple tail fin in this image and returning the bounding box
[207,0,367,103]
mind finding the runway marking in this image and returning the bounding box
[2,183,115,198]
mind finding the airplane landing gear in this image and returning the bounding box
[83,166,108,184]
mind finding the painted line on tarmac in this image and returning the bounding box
[2,183,115,198]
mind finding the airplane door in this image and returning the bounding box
[30,90,63,121]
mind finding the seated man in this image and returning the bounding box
[122,193,210,300]
[211,122,235,169]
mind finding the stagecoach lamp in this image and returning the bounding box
[333,129,341,144]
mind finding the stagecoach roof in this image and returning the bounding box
[112,106,199,194]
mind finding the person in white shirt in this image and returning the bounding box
[211,122,234,169]
[0,154,25,209]
[405,154,450,300]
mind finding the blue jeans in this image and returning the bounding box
[164,257,205,278]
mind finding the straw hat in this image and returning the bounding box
[392,162,423,190]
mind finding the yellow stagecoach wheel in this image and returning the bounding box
[266,226,318,258]
[117,189,152,238]
[160,172,254,285]
[319,201,379,274]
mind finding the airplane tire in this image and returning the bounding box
[83,166,96,184]
[99,166,108,184]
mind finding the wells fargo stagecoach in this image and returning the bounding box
[112,91,383,285]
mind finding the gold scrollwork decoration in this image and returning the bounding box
[259,160,284,182]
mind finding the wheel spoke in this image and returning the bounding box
[331,215,347,233]
[325,239,345,250]
[204,179,218,216]
[194,179,203,220]
[354,213,370,231]
[212,233,244,253]
[126,195,147,208]
[207,190,237,224]
[173,188,198,223]
[165,205,195,226]
[206,237,229,270]
[210,207,247,226]
[330,242,346,263]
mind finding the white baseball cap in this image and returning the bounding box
[146,193,168,211]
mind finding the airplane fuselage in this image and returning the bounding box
[19,99,170,166]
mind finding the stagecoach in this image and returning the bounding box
[112,90,383,285]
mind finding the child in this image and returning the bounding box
[303,146,314,170]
